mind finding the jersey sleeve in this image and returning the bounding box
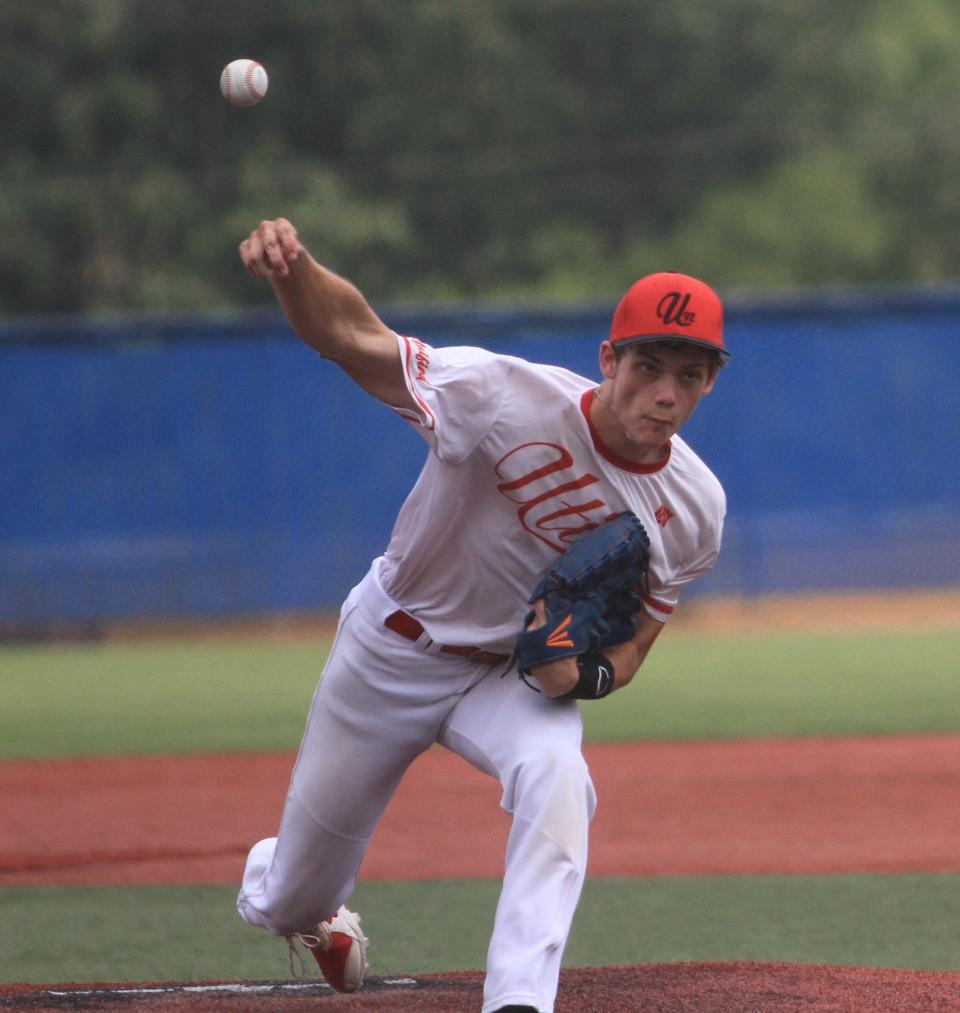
[391,333,505,464]
[643,489,726,621]
[644,542,721,619]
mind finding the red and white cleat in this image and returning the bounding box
[291,906,369,993]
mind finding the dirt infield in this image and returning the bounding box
[96,586,960,643]
[669,586,960,634]
[7,963,960,1012]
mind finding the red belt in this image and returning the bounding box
[384,609,510,665]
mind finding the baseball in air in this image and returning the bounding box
[220,59,268,107]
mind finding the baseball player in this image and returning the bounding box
[236,217,728,1013]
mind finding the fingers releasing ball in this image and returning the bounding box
[220,59,268,107]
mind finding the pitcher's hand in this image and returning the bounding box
[239,218,303,280]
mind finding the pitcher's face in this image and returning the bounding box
[596,340,718,461]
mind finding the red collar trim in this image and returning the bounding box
[580,389,671,475]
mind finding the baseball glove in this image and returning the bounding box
[515,511,651,676]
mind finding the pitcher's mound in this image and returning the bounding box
[5,962,960,1012]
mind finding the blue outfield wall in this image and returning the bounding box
[1,290,959,624]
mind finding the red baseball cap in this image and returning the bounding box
[610,271,728,359]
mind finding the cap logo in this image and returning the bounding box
[657,292,696,327]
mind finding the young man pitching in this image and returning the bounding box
[235,218,727,1013]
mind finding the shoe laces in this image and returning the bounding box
[286,917,337,978]
[287,936,308,979]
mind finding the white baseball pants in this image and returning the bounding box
[237,558,597,1013]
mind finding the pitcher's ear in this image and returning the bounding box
[599,340,619,379]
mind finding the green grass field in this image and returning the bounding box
[4,628,960,759]
[5,875,960,984]
[2,622,959,984]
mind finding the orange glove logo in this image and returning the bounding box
[545,614,575,649]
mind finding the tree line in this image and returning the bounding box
[3,0,959,316]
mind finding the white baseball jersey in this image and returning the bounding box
[379,335,725,653]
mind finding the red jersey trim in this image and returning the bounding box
[579,389,671,475]
[642,594,675,615]
[400,335,437,430]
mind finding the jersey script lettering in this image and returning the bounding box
[409,337,430,381]
[494,441,614,551]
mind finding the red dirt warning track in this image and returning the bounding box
[2,733,960,885]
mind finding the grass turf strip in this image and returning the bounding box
[3,874,960,984]
[3,628,960,759]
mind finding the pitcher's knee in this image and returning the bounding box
[239,881,330,937]
[238,836,336,936]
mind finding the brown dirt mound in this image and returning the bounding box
[5,963,960,1012]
